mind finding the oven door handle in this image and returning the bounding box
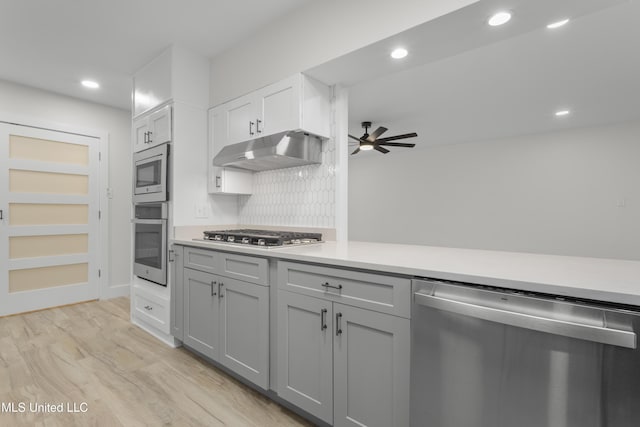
[414,291,637,349]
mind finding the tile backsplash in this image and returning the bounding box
[238,137,336,228]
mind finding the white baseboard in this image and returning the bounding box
[131,317,180,348]
[101,283,130,299]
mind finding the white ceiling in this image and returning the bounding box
[308,0,639,154]
[0,0,310,110]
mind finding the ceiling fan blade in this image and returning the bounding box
[365,126,388,142]
[349,134,363,141]
[351,147,361,155]
[374,146,390,154]
[376,132,418,142]
[377,142,416,148]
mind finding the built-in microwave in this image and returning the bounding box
[133,143,169,203]
[133,203,168,286]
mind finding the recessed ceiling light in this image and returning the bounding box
[81,80,100,89]
[391,48,408,59]
[555,109,570,116]
[547,18,570,29]
[488,11,512,27]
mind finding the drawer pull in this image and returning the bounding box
[144,305,153,311]
[211,281,217,296]
[322,282,343,291]
[336,312,343,336]
[320,308,327,330]
[219,282,224,299]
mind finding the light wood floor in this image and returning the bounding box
[0,297,313,427]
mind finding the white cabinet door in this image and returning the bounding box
[227,97,256,144]
[333,303,410,427]
[277,291,333,424]
[147,105,172,147]
[133,116,150,152]
[219,277,269,389]
[257,74,299,137]
[133,105,172,152]
[183,268,219,359]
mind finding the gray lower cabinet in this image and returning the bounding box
[277,290,334,423]
[219,276,269,389]
[333,303,410,427]
[183,268,219,359]
[170,245,183,340]
[173,245,270,390]
[277,290,410,427]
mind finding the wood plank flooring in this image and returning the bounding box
[0,297,313,426]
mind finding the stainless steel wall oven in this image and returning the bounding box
[133,203,168,286]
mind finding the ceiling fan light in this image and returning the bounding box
[360,144,374,151]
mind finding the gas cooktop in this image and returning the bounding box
[201,229,323,248]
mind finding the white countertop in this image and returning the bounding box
[173,239,640,306]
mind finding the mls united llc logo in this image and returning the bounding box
[1,401,88,413]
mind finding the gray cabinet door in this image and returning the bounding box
[219,277,269,389]
[333,303,410,427]
[170,245,184,340]
[182,268,219,359]
[277,291,333,424]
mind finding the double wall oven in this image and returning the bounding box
[133,143,169,285]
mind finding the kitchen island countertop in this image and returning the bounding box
[173,238,640,306]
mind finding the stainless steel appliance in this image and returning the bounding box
[411,278,640,427]
[133,143,169,203]
[133,203,168,285]
[212,131,323,171]
[201,229,322,248]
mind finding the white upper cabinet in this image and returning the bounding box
[214,73,331,147]
[133,47,209,118]
[133,105,172,152]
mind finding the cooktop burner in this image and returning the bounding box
[202,229,323,247]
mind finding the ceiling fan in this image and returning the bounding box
[349,121,417,155]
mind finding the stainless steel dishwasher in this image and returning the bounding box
[411,278,640,427]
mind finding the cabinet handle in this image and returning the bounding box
[0,209,3,220]
[249,121,255,135]
[147,130,153,143]
[143,131,148,143]
[256,118,262,133]
[320,308,327,330]
[215,175,221,188]
[336,312,343,336]
[219,282,224,299]
[211,281,217,296]
[144,305,153,311]
[168,249,175,262]
[321,282,343,291]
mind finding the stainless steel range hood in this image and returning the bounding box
[212,131,324,172]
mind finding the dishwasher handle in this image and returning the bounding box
[414,290,637,349]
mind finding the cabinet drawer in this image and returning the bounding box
[278,262,410,317]
[183,247,219,274]
[134,287,169,333]
[218,252,269,286]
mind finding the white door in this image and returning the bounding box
[258,75,299,137]
[226,97,255,144]
[0,123,100,316]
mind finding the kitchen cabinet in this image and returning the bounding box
[208,104,253,195]
[277,262,410,427]
[210,73,331,148]
[208,166,252,195]
[173,245,270,389]
[133,105,172,152]
[170,246,183,340]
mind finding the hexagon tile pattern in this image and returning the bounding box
[238,138,336,228]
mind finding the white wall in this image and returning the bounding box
[349,120,640,260]
[208,0,476,106]
[0,79,132,291]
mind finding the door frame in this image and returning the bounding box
[0,112,112,302]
